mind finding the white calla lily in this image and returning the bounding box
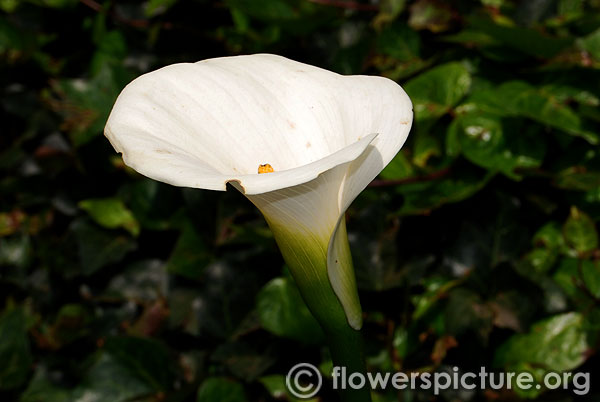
[104,54,412,333]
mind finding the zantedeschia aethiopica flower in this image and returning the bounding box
[105,54,412,336]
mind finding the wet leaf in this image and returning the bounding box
[495,312,588,373]
[465,81,599,144]
[405,62,471,122]
[447,113,544,178]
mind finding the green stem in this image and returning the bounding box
[266,221,372,402]
[325,324,372,402]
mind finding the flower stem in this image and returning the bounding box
[325,324,372,402]
[265,221,372,402]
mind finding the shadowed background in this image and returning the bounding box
[1,0,599,401]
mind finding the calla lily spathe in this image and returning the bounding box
[105,54,412,331]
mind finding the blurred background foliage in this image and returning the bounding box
[1,0,600,401]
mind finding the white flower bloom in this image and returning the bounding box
[105,54,412,330]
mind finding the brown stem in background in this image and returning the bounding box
[369,168,451,188]
[307,0,379,11]
[79,0,172,29]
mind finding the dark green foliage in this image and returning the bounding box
[1,0,599,401]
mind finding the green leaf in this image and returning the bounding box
[533,222,565,249]
[523,247,558,275]
[106,259,168,301]
[413,131,441,168]
[516,222,566,279]
[50,304,90,347]
[578,27,600,61]
[494,312,588,373]
[465,81,599,144]
[79,197,140,236]
[397,169,493,215]
[373,0,407,29]
[90,30,127,76]
[411,277,461,320]
[20,366,73,402]
[582,260,600,298]
[481,0,504,7]
[224,0,321,24]
[447,113,502,163]
[379,151,414,180]
[404,62,471,122]
[105,336,175,391]
[0,235,32,269]
[376,23,419,61]
[554,167,600,191]
[469,16,573,59]
[71,219,136,275]
[563,207,599,254]
[408,0,453,33]
[256,277,324,343]
[447,112,545,178]
[0,0,18,12]
[144,0,177,17]
[124,178,179,231]
[0,306,32,389]
[70,352,154,402]
[557,0,584,16]
[445,288,492,339]
[260,375,318,402]
[552,258,596,306]
[166,224,211,280]
[0,15,37,55]
[197,377,247,402]
[212,342,277,381]
[46,65,128,147]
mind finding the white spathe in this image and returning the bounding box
[105,54,412,330]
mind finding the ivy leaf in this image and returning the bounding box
[256,277,324,343]
[70,352,154,401]
[469,16,573,59]
[0,306,32,390]
[79,197,140,236]
[404,62,471,122]
[71,219,136,276]
[495,312,588,371]
[197,377,247,402]
[166,223,211,280]
[465,81,599,145]
[494,312,589,397]
[563,207,599,254]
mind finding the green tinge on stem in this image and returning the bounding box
[266,218,372,402]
